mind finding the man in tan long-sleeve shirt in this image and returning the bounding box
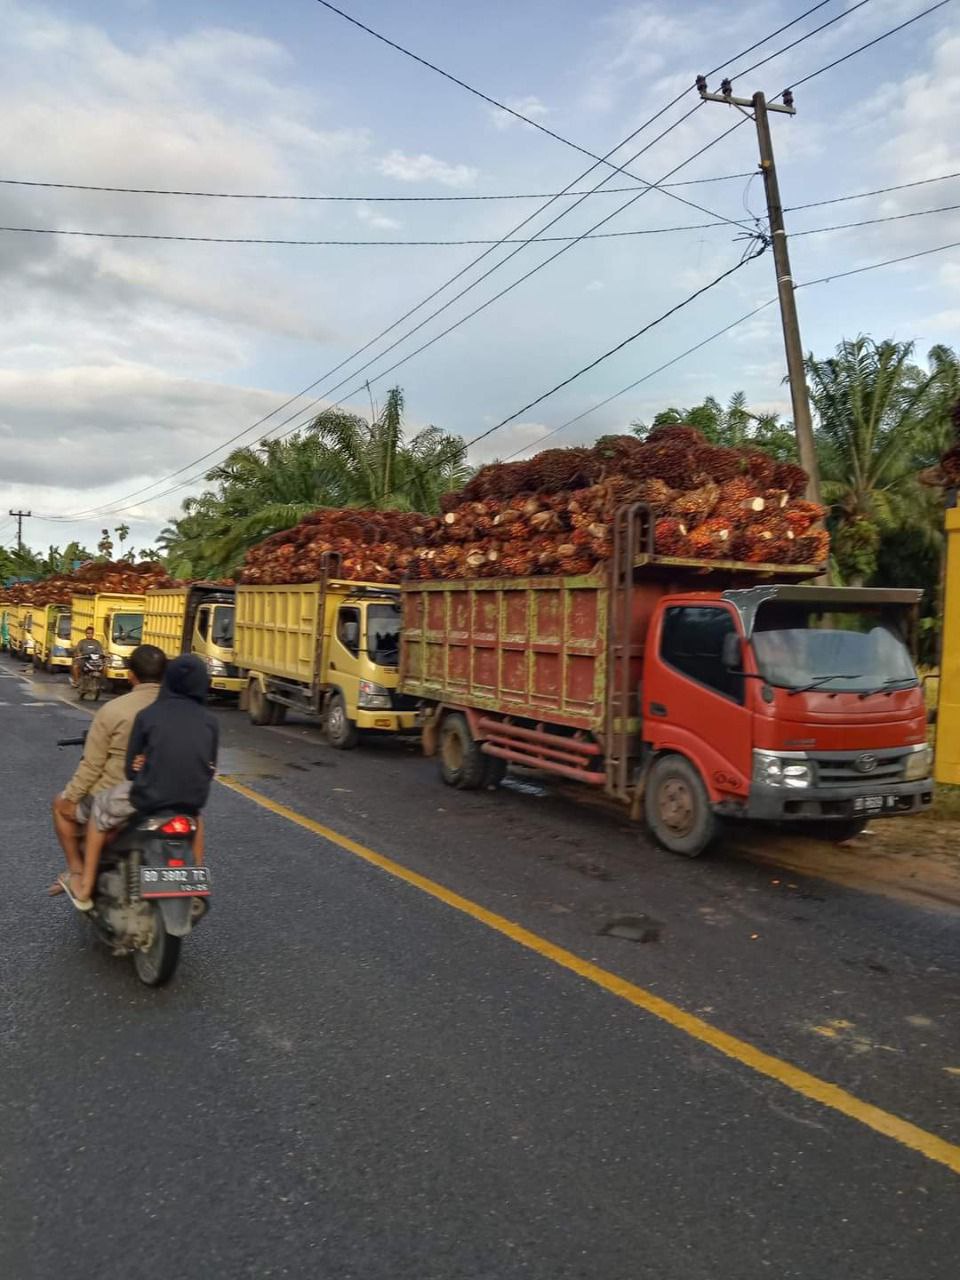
[50,645,166,898]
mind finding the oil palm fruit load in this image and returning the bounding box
[239,426,827,587]
[0,561,174,607]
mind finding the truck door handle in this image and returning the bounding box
[649,702,667,717]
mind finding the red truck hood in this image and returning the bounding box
[753,688,927,752]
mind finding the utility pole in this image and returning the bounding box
[8,509,31,552]
[697,77,821,503]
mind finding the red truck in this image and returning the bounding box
[400,505,933,856]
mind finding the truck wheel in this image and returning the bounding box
[269,701,287,726]
[248,682,272,726]
[439,713,486,790]
[326,693,359,750]
[645,754,717,858]
[810,819,867,843]
[481,752,508,790]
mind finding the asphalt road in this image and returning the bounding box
[1,655,958,1279]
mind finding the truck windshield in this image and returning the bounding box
[211,605,235,647]
[752,607,918,694]
[367,604,401,666]
[56,613,72,639]
[112,613,143,645]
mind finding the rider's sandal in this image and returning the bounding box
[58,872,93,912]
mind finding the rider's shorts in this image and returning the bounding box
[89,781,136,833]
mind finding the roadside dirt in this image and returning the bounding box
[727,816,960,913]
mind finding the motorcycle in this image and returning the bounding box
[58,734,211,986]
[77,652,105,701]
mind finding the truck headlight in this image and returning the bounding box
[753,750,812,789]
[107,654,127,669]
[206,657,228,676]
[903,744,933,781]
[358,679,392,709]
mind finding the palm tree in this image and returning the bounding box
[158,387,470,578]
[633,391,797,460]
[806,338,958,585]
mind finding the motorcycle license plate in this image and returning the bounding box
[853,795,898,814]
[140,866,211,897]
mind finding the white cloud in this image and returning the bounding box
[487,95,550,131]
[581,4,689,114]
[356,204,402,232]
[376,149,479,188]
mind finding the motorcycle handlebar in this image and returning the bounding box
[57,735,88,747]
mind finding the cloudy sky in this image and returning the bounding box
[0,0,957,554]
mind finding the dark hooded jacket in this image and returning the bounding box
[125,655,219,815]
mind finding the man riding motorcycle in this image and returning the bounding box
[71,625,104,688]
[71,654,219,909]
[51,644,167,899]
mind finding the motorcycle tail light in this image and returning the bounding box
[160,816,195,835]
[167,858,186,867]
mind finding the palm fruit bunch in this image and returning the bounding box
[0,560,175,606]
[240,427,827,586]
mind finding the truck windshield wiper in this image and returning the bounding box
[857,677,920,700]
[786,673,859,696]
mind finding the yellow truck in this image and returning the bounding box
[235,578,416,747]
[9,603,37,661]
[28,604,72,671]
[143,584,244,695]
[70,592,146,685]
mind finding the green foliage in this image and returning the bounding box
[157,387,471,579]
[633,391,798,461]
[808,337,958,586]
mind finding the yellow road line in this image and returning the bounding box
[218,773,960,1178]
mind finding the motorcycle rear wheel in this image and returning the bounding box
[134,909,181,986]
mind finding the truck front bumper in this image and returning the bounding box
[743,778,933,822]
[49,655,72,669]
[355,709,418,733]
[211,676,245,694]
[105,669,129,682]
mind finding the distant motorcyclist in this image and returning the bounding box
[51,644,166,902]
[71,626,104,688]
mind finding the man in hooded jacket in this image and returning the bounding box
[71,654,218,909]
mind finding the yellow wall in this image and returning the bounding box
[935,507,960,784]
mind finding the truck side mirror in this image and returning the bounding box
[721,632,742,669]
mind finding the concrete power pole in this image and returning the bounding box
[8,509,32,552]
[697,78,821,504]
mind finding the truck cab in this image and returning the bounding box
[46,607,73,671]
[641,585,932,852]
[104,606,144,681]
[325,593,411,744]
[190,594,242,693]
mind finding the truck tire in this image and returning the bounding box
[645,754,718,858]
[269,701,287,726]
[326,693,359,750]
[439,713,486,790]
[809,818,867,843]
[248,682,272,726]
[481,752,508,790]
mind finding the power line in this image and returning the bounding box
[0,218,741,247]
[7,199,958,248]
[48,2,879,522]
[786,169,960,212]
[0,173,755,202]
[504,239,960,456]
[311,0,834,232]
[502,300,781,460]
[787,0,953,89]
[413,248,767,460]
[793,201,960,235]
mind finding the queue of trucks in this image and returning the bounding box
[1,502,936,857]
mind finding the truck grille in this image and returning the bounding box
[814,751,907,786]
